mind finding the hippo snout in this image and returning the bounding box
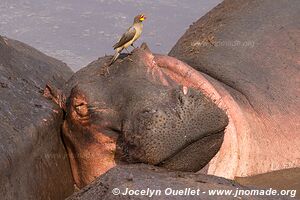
[116,88,228,172]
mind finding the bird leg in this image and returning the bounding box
[131,43,136,49]
[124,48,131,53]
[124,48,133,55]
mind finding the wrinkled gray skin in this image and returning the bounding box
[56,46,228,187]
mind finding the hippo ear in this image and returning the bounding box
[140,42,152,53]
[43,84,66,111]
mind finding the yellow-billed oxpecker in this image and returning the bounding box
[109,14,146,65]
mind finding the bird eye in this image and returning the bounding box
[140,14,146,20]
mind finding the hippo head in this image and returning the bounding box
[44,44,228,188]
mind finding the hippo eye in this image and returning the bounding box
[75,103,88,117]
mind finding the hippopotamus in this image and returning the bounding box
[0,35,74,199]
[44,44,229,188]
[169,0,300,179]
[66,164,296,200]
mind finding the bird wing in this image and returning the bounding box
[113,26,136,49]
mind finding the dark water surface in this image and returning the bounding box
[0,0,222,71]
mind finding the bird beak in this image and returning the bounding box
[140,15,146,21]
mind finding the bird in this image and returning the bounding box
[109,14,146,65]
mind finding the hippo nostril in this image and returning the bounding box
[177,93,188,105]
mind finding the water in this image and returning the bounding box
[0,0,222,71]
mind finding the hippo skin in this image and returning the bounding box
[66,164,295,200]
[236,168,300,199]
[0,36,74,199]
[169,0,300,179]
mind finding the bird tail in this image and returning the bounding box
[109,47,124,66]
[109,52,120,66]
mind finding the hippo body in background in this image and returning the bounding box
[66,164,295,200]
[236,168,300,199]
[0,36,74,199]
[169,0,300,178]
